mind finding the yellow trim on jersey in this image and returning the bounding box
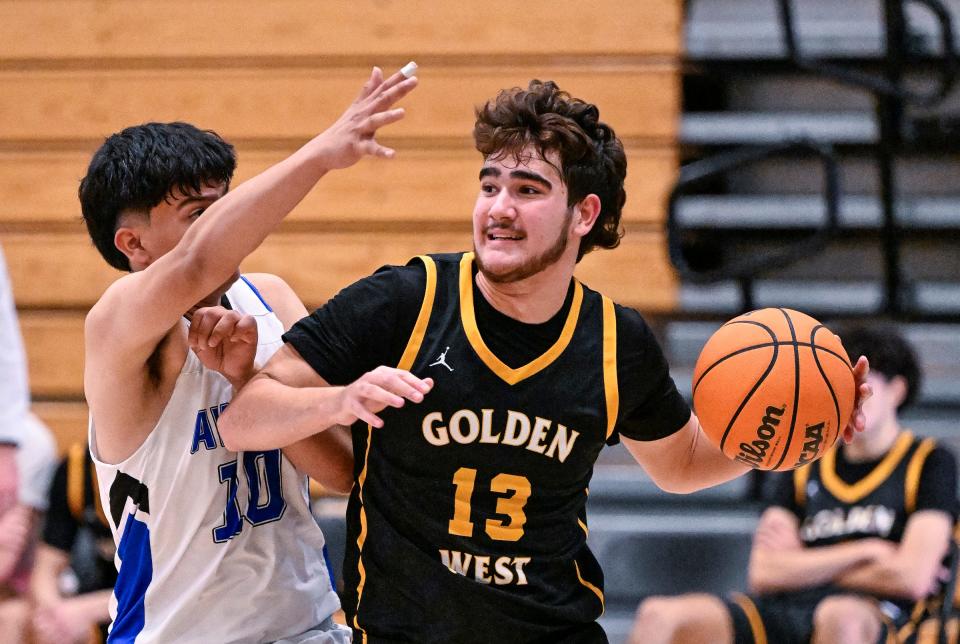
[578,518,589,536]
[353,256,437,639]
[905,437,936,514]
[793,464,812,507]
[458,252,583,385]
[731,592,768,644]
[574,560,605,614]
[67,443,86,522]
[397,255,438,370]
[601,296,619,440]
[820,431,914,504]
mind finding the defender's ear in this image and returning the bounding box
[114,224,151,270]
[889,375,909,409]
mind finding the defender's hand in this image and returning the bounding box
[310,66,418,169]
[0,445,17,517]
[335,366,433,428]
[188,307,258,389]
[841,356,872,444]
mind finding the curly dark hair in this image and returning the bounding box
[838,323,922,410]
[473,80,627,262]
[79,122,236,271]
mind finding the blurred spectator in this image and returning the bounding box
[0,243,29,514]
[32,443,115,644]
[629,325,958,644]
[0,412,56,640]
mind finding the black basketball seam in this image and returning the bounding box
[809,325,842,458]
[693,320,778,395]
[694,340,850,393]
[716,322,780,451]
[772,308,801,470]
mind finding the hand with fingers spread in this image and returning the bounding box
[335,366,433,428]
[841,356,872,443]
[187,306,258,389]
[309,66,419,169]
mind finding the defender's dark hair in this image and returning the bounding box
[839,324,921,410]
[473,80,627,261]
[79,122,236,271]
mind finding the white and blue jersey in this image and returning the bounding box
[90,277,340,643]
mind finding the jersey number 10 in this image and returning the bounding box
[213,449,287,543]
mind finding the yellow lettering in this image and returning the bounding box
[525,417,552,454]
[502,411,531,446]
[545,424,580,463]
[478,409,499,444]
[474,555,491,584]
[422,412,449,446]
[493,556,514,585]
[513,557,531,585]
[449,409,480,444]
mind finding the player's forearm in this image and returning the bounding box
[835,555,937,600]
[220,375,345,451]
[283,428,355,495]
[30,545,68,605]
[175,142,332,292]
[748,542,872,593]
[624,416,749,494]
[68,589,113,622]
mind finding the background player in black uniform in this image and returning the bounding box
[31,443,116,644]
[220,80,870,643]
[630,325,956,644]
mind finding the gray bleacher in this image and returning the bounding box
[593,2,960,641]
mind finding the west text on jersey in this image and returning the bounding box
[800,505,897,541]
[439,548,531,585]
[421,410,580,463]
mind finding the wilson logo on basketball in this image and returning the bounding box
[797,422,826,465]
[735,405,786,467]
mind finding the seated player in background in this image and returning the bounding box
[80,66,416,641]
[0,412,57,641]
[32,443,116,644]
[630,324,958,644]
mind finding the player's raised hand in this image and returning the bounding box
[841,356,872,443]
[309,64,418,169]
[187,306,258,388]
[335,366,433,428]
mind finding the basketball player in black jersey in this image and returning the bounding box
[220,80,870,643]
[630,325,956,644]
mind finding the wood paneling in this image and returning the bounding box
[0,1,681,61]
[8,230,674,311]
[19,232,675,398]
[0,65,678,143]
[32,402,88,455]
[0,148,676,225]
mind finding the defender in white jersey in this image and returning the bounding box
[79,67,422,642]
[90,277,342,642]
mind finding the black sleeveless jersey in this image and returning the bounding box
[791,432,938,547]
[342,253,618,643]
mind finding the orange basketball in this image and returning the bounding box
[692,308,856,471]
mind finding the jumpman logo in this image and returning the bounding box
[430,346,454,372]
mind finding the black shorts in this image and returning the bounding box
[724,589,917,644]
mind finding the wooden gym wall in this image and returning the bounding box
[0,0,682,450]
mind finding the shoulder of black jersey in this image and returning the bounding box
[421,251,466,267]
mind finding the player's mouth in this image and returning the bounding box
[485,228,525,242]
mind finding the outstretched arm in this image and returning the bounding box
[86,67,418,377]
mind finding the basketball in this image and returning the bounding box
[692,308,856,471]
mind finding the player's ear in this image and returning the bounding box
[572,194,601,237]
[114,217,152,270]
[889,375,909,408]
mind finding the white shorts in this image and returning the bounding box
[272,617,352,644]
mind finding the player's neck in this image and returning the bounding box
[843,417,902,462]
[474,261,572,323]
